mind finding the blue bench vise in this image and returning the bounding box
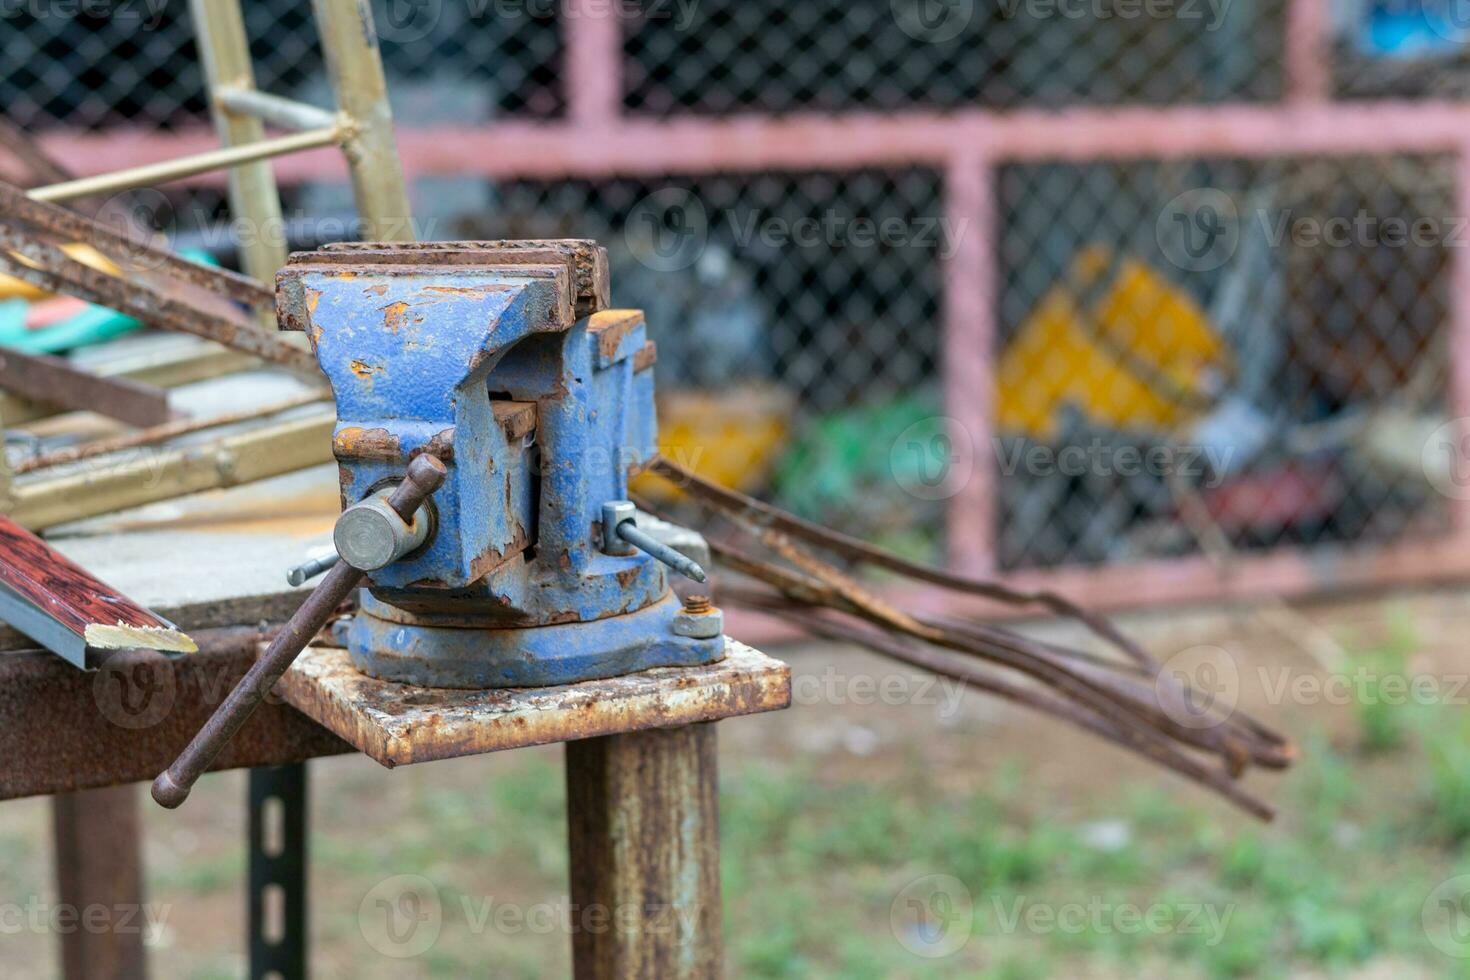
[276,240,725,689]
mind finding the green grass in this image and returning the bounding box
[273,718,1470,978]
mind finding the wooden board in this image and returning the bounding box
[0,514,194,665]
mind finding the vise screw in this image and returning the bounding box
[153,240,725,808]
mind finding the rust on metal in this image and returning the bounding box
[0,222,315,372]
[567,724,722,979]
[151,456,447,809]
[312,239,610,316]
[52,785,149,980]
[0,180,274,309]
[278,640,789,768]
[0,348,176,428]
[632,340,658,373]
[587,308,644,363]
[492,400,537,441]
[0,641,351,801]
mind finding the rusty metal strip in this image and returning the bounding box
[0,639,351,801]
[648,456,1156,669]
[0,515,196,666]
[698,526,1287,819]
[0,117,72,187]
[0,180,274,308]
[0,224,315,372]
[0,347,176,428]
[314,239,610,316]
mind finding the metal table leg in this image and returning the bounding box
[565,723,722,979]
[248,764,308,980]
[51,784,148,980]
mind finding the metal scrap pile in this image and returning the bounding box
[645,457,1295,820]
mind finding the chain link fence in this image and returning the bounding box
[5,0,1457,575]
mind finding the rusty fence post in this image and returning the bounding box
[51,784,148,980]
[565,724,722,979]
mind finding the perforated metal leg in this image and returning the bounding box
[248,764,308,980]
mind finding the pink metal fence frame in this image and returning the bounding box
[32,3,1470,615]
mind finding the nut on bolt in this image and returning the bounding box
[672,594,723,639]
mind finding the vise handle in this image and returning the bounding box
[152,455,448,809]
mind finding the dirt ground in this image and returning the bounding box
[3,585,1470,977]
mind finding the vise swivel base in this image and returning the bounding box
[277,240,724,689]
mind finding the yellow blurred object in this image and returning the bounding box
[633,385,795,502]
[0,242,120,302]
[997,245,1229,440]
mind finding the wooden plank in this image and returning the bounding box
[51,786,148,980]
[0,348,174,427]
[566,724,723,979]
[0,514,195,666]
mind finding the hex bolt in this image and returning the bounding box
[672,594,723,639]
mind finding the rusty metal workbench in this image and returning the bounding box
[0,460,790,979]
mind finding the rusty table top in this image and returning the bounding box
[280,640,791,768]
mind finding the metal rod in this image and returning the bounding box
[189,0,293,294]
[8,409,335,531]
[151,455,447,809]
[0,348,176,429]
[286,552,339,587]
[0,180,274,309]
[13,391,327,475]
[310,0,414,242]
[217,87,338,133]
[617,520,708,583]
[0,225,316,372]
[27,126,341,203]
